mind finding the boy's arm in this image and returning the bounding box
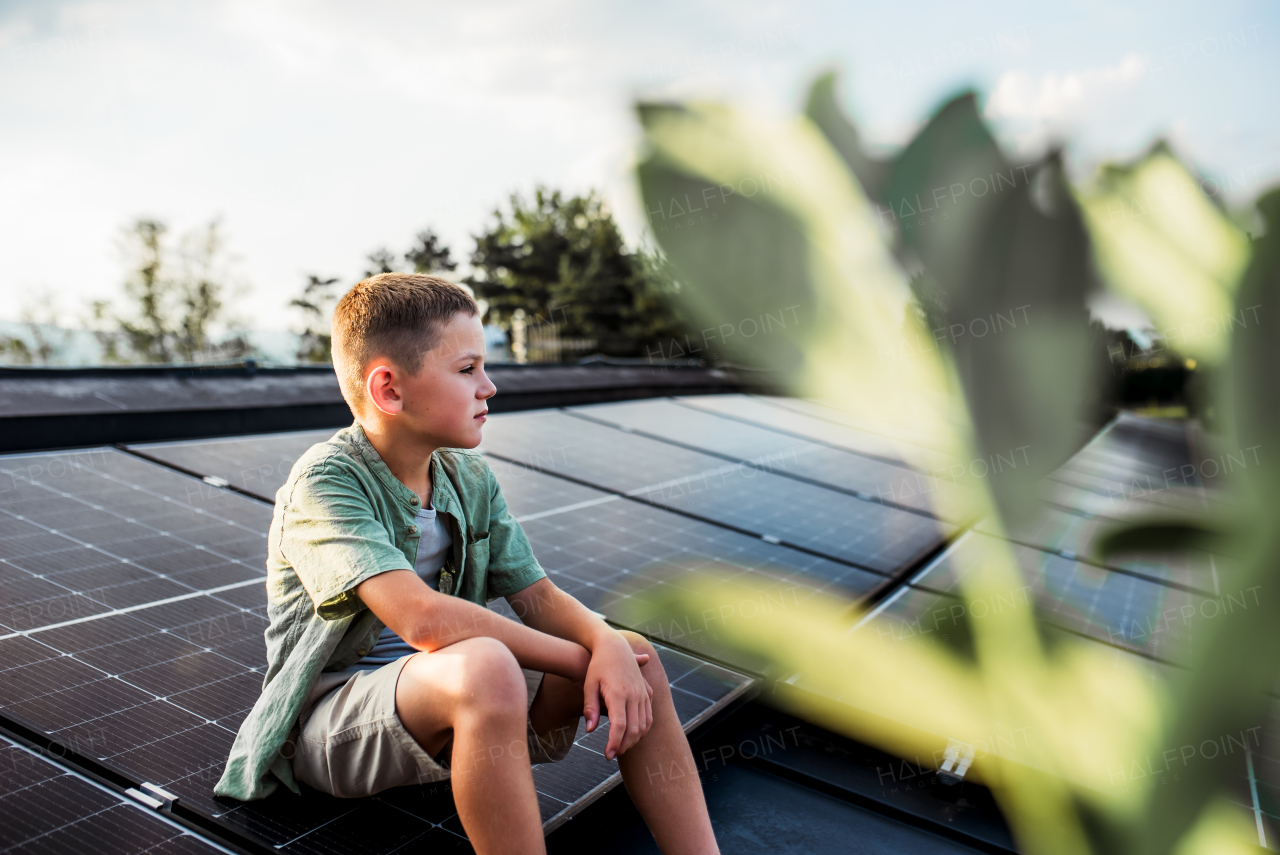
[355,569,593,680]
[507,577,654,760]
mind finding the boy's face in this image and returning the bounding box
[367,311,496,449]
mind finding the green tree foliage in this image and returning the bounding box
[291,274,342,363]
[467,187,691,358]
[364,247,398,277]
[90,218,249,363]
[0,297,71,365]
[405,228,458,274]
[0,338,31,363]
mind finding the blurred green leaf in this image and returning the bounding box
[632,84,1274,855]
[1091,516,1240,560]
[803,70,890,203]
[1075,144,1251,365]
[635,100,970,482]
[1137,190,1280,855]
[887,95,1096,528]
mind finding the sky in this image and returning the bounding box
[1,0,1276,332]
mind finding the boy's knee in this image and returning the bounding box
[618,629,656,659]
[459,638,526,710]
[617,630,668,689]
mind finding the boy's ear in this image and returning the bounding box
[366,364,403,416]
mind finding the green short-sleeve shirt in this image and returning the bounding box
[213,422,546,801]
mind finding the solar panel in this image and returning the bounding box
[0,733,227,853]
[681,394,956,472]
[758,395,951,450]
[133,431,885,621]
[132,416,922,584]
[0,449,270,638]
[130,430,335,502]
[977,505,1230,596]
[479,410,952,575]
[0,446,755,852]
[568,400,975,523]
[906,531,1211,663]
[854,582,1185,685]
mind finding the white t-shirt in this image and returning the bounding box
[350,503,452,667]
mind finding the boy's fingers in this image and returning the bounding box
[605,693,626,760]
[583,680,602,733]
[624,696,642,754]
[634,652,649,665]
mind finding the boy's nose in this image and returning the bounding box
[478,372,497,399]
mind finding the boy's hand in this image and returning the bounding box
[582,634,654,761]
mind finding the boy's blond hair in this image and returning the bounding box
[331,273,479,410]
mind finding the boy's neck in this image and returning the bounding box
[361,419,437,506]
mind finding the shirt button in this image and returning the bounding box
[357,649,367,656]
[409,525,419,535]
[410,496,420,505]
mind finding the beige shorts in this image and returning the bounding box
[291,656,573,798]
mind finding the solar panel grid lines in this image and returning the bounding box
[904,531,1212,664]
[124,429,338,506]
[0,732,233,855]
[120,411,911,675]
[478,410,953,576]
[753,395,958,456]
[563,405,974,526]
[203,643,751,848]
[531,644,753,833]
[1,434,760,854]
[135,422,896,634]
[0,448,281,836]
[976,505,1230,598]
[849,413,1223,670]
[676,394,955,473]
[0,449,269,640]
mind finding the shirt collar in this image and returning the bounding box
[346,420,462,521]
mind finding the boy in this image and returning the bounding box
[215,274,719,855]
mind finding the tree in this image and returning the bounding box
[0,297,73,365]
[405,228,458,274]
[89,218,250,364]
[290,274,342,363]
[467,187,692,358]
[364,247,398,278]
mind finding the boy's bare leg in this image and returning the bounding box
[395,637,546,855]
[528,630,720,855]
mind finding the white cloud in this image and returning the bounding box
[984,53,1149,143]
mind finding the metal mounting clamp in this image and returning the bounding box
[938,738,975,784]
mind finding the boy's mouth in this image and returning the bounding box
[474,409,488,422]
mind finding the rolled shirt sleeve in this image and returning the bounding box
[279,459,414,620]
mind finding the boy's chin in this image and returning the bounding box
[451,426,485,449]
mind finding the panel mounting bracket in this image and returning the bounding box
[125,788,164,810]
[131,782,179,811]
[938,737,975,785]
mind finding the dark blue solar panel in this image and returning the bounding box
[480,411,952,575]
[129,430,335,503]
[0,444,755,852]
[0,734,226,853]
[570,399,975,522]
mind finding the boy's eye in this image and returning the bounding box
[460,365,475,374]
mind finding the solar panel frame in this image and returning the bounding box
[0,443,758,853]
[567,400,976,523]
[0,732,230,854]
[677,394,955,472]
[479,410,953,575]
